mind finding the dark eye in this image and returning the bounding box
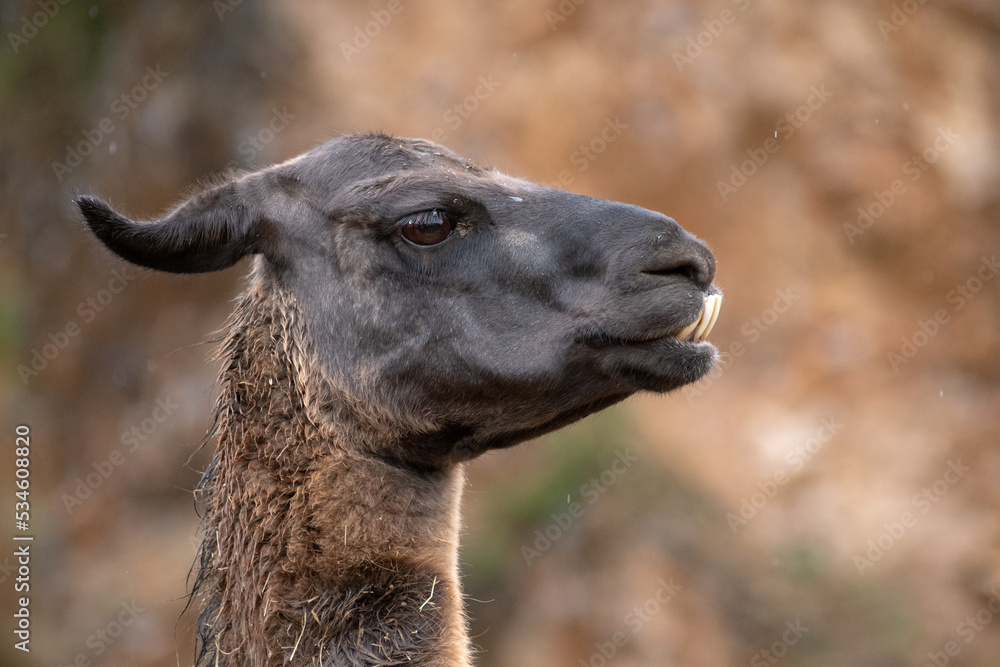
[400,210,454,246]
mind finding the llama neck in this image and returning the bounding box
[194,285,471,667]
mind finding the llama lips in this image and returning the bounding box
[675,294,722,343]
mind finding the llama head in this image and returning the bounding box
[79,134,720,468]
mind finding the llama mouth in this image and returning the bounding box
[581,294,722,349]
[673,294,722,344]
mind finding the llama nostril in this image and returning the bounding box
[690,248,716,289]
[644,261,696,282]
[643,244,715,289]
[640,217,716,289]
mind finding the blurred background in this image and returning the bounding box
[1,0,999,665]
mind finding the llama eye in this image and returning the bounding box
[400,210,454,246]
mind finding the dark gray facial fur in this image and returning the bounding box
[79,134,719,470]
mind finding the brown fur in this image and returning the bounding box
[193,263,469,666]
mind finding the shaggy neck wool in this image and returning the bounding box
[193,277,470,667]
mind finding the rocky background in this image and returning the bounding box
[1,0,999,665]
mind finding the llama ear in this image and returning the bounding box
[77,181,269,274]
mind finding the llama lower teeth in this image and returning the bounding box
[676,294,722,343]
[677,315,700,341]
[701,295,721,341]
[692,301,713,341]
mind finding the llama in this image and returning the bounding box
[78,133,721,666]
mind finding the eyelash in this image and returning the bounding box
[399,209,455,247]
